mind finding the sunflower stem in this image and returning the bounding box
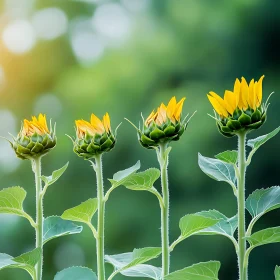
[158,143,170,278]
[237,132,248,280]
[33,157,44,280]
[95,154,106,280]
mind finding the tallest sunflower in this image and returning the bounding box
[208,75,268,137]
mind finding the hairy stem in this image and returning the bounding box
[33,157,43,280]
[237,132,247,280]
[95,154,106,280]
[158,144,170,277]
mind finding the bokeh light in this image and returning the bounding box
[2,20,36,54]
[34,93,63,119]
[32,8,68,41]
[0,110,20,173]
[92,3,132,43]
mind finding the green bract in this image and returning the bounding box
[139,119,187,149]
[217,106,267,138]
[73,130,116,159]
[12,131,56,160]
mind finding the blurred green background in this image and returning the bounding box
[0,0,279,279]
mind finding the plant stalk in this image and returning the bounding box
[34,157,43,280]
[237,132,248,280]
[158,144,170,277]
[95,154,106,280]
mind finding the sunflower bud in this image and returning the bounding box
[134,96,190,149]
[207,75,268,137]
[73,113,115,159]
[12,114,56,160]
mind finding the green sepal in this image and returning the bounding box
[150,128,165,140]
[17,145,30,154]
[141,134,155,145]
[227,120,241,130]
[164,126,176,136]
[31,142,44,153]
[220,126,232,133]
[251,109,261,122]
[100,138,113,150]
[238,112,251,125]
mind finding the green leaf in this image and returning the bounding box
[179,211,220,240]
[247,227,280,248]
[121,168,160,191]
[198,153,236,187]
[109,161,141,187]
[197,210,238,245]
[0,254,16,270]
[61,198,98,224]
[165,261,221,280]
[105,247,161,276]
[54,267,97,280]
[43,216,82,245]
[13,248,42,278]
[41,162,69,186]
[275,265,280,280]
[0,186,34,226]
[119,264,162,279]
[246,186,280,218]
[0,186,27,216]
[215,150,238,165]
[0,248,41,279]
[247,126,280,150]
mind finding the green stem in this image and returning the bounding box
[237,132,248,280]
[95,154,106,280]
[158,144,170,277]
[33,157,43,280]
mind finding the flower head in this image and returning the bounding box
[12,114,56,160]
[208,75,269,137]
[128,96,192,149]
[22,114,50,136]
[73,113,115,159]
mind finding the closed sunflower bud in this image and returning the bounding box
[73,113,115,159]
[12,114,56,160]
[207,75,269,137]
[135,96,190,149]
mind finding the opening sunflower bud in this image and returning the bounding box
[72,113,115,159]
[127,96,192,149]
[207,75,269,137]
[11,114,56,160]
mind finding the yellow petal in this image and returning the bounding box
[174,97,186,121]
[248,79,256,110]
[166,96,177,120]
[256,75,264,107]
[91,113,105,134]
[102,113,111,133]
[240,77,249,110]
[145,110,156,126]
[156,103,167,126]
[207,94,228,117]
[76,120,96,136]
[38,114,49,133]
[233,78,241,108]
[223,90,236,115]
[208,92,228,117]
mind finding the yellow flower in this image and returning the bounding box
[12,114,56,160]
[22,114,50,137]
[75,113,111,139]
[145,96,186,127]
[73,113,115,159]
[207,75,268,137]
[125,96,192,149]
[208,75,264,118]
